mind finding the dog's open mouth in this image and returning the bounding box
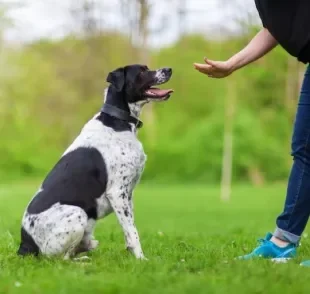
[144,87,174,100]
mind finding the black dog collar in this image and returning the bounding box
[101,104,143,129]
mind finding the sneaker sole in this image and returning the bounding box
[300,263,310,267]
[271,257,292,264]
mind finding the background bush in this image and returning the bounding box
[0,32,304,184]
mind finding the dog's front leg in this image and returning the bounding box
[107,193,146,260]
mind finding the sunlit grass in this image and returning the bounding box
[0,180,309,294]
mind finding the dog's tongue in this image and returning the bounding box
[146,88,173,97]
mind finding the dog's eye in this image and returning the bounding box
[139,70,147,78]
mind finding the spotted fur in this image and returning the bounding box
[17,65,173,260]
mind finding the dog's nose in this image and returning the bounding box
[163,67,172,74]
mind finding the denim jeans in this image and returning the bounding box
[274,65,310,244]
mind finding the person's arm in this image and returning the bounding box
[194,28,278,78]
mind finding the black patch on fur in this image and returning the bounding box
[96,112,132,132]
[96,64,158,132]
[27,147,108,219]
[86,207,98,220]
[17,227,39,257]
[96,86,133,132]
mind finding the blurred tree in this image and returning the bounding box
[137,0,156,145]
[0,2,11,46]
[218,0,239,201]
[218,0,264,200]
[0,2,13,122]
[0,0,300,184]
[119,0,155,144]
[68,0,106,98]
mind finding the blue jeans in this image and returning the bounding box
[274,65,310,244]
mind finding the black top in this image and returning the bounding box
[254,0,310,64]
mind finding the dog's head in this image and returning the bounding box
[106,64,173,106]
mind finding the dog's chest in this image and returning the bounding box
[104,136,146,189]
[67,120,147,173]
[96,140,145,219]
[70,121,146,219]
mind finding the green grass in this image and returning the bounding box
[0,180,309,294]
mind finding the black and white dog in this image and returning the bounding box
[17,64,173,260]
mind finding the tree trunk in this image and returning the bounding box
[285,57,302,167]
[137,0,156,145]
[285,57,300,122]
[220,77,236,202]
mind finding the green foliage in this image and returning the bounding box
[0,33,301,183]
[141,35,295,183]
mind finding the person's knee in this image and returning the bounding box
[291,141,304,158]
[291,137,310,161]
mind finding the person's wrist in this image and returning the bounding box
[225,58,237,74]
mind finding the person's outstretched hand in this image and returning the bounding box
[193,57,233,78]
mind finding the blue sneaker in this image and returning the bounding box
[237,233,297,263]
[300,260,310,267]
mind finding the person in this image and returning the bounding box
[194,0,310,267]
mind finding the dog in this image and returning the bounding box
[17,64,173,260]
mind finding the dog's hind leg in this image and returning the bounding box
[40,206,88,259]
[75,218,99,255]
[17,227,40,257]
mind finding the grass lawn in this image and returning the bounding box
[0,180,309,294]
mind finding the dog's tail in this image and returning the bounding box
[17,227,39,257]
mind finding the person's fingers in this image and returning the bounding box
[194,63,226,78]
[194,65,217,76]
[204,57,218,67]
[196,67,209,74]
[197,68,213,76]
[193,63,213,73]
[194,66,206,73]
[196,69,207,75]
[194,62,209,69]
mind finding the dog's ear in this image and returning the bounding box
[106,67,125,92]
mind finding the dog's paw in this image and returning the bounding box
[88,240,99,250]
[126,246,147,260]
[135,254,148,261]
[75,239,99,254]
[73,256,92,262]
